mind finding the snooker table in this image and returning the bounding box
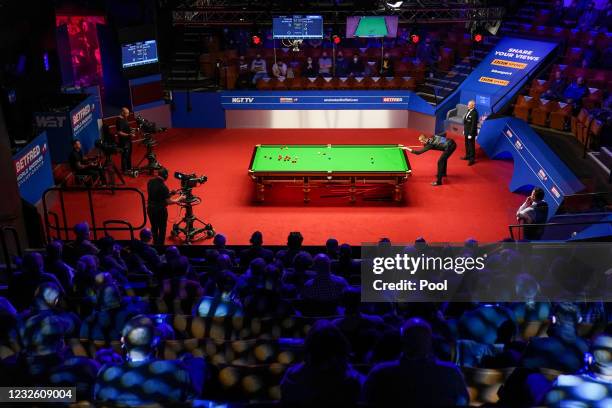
[248,144,412,203]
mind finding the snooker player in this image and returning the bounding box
[402,134,457,186]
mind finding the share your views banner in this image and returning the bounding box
[459,37,558,115]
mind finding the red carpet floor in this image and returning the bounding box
[50,128,525,245]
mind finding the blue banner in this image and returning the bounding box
[478,117,584,218]
[459,37,558,115]
[221,90,434,114]
[70,94,99,154]
[13,132,54,205]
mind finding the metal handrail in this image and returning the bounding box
[102,220,136,241]
[509,219,612,241]
[42,186,147,242]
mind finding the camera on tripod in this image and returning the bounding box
[174,172,208,189]
[135,115,157,134]
[171,171,214,244]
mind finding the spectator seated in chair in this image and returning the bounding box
[335,51,349,77]
[318,51,332,77]
[95,315,196,405]
[543,71,567,100]
[380,52,394,77]
[272,59,288,79]
[281,320,364,407]
[302,57,318,78]
[364,318,469,407]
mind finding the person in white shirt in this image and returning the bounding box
[272,60,288,79]
[462,100,479,165]
[516,187,549,240]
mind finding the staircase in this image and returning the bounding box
[163,26,219,90]
[588,146,612,184]
[416,37,499,106]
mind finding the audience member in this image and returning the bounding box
[272,59,288,78]
[8,252,61,311]
[521,302,589,373]
[333,288,387,363]
[364,318,469,407]
[80,282,148,341]
[301,254,348,304]
[335,51,349,76]
[545,334,612,407]
[563,77,587,110]
[543,71,567,100]
[276,231,304,268]
[562,0,580,27]
[250,54,268,84]
[578,2,600,30]
[302,57,318,78]
[281,320,363,407]
[45,240,75,294]
[239,231,274,270]
[318,51,332,76]
[380,52,394,76]
[12,312,99,400]
[95,315,195,405]
[348,54,365,77]
[212,233,236,260]
[236,55,250,88]
[516,187,549,240]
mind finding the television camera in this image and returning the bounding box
[133,115,164,176]
[171,171,214,244]
[94,125,126,187]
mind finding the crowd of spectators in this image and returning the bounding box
[510,0,612,138]
[1,222,612,406]
[231,27,446,89]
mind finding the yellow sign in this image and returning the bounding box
[479,76,510,86]
[491,59,528,69]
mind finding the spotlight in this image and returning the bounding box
[473,33,484,43]
[410,34,420,44]
[386,1,403,7]
[252,35,262,45]
[332,35,341,45]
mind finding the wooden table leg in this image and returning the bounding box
[394,180,402,202]
[349,177,356,203]
[256,181,265,202]
[303,177,310,203]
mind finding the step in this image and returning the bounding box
[588,151,612,178]
[600,147,612,168]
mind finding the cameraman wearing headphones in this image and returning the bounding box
[147,168,178,246]
[115,107,133,173]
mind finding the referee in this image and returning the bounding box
[146,167,177,245]
[403,134,457,186]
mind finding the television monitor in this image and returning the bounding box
[273,15,324,39]
[121,40,159,69]
[346,16,399,38]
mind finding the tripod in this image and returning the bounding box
[101,151,125,188]
[170,195,215,244]
[134,134,163,176]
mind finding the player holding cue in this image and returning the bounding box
[401,134,457,186]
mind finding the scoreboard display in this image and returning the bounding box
[272,15,323,39]
[121,40,159,69]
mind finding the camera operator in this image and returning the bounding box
[147,167,178,245]
[69,139,106,184]
[116,107,133,173]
